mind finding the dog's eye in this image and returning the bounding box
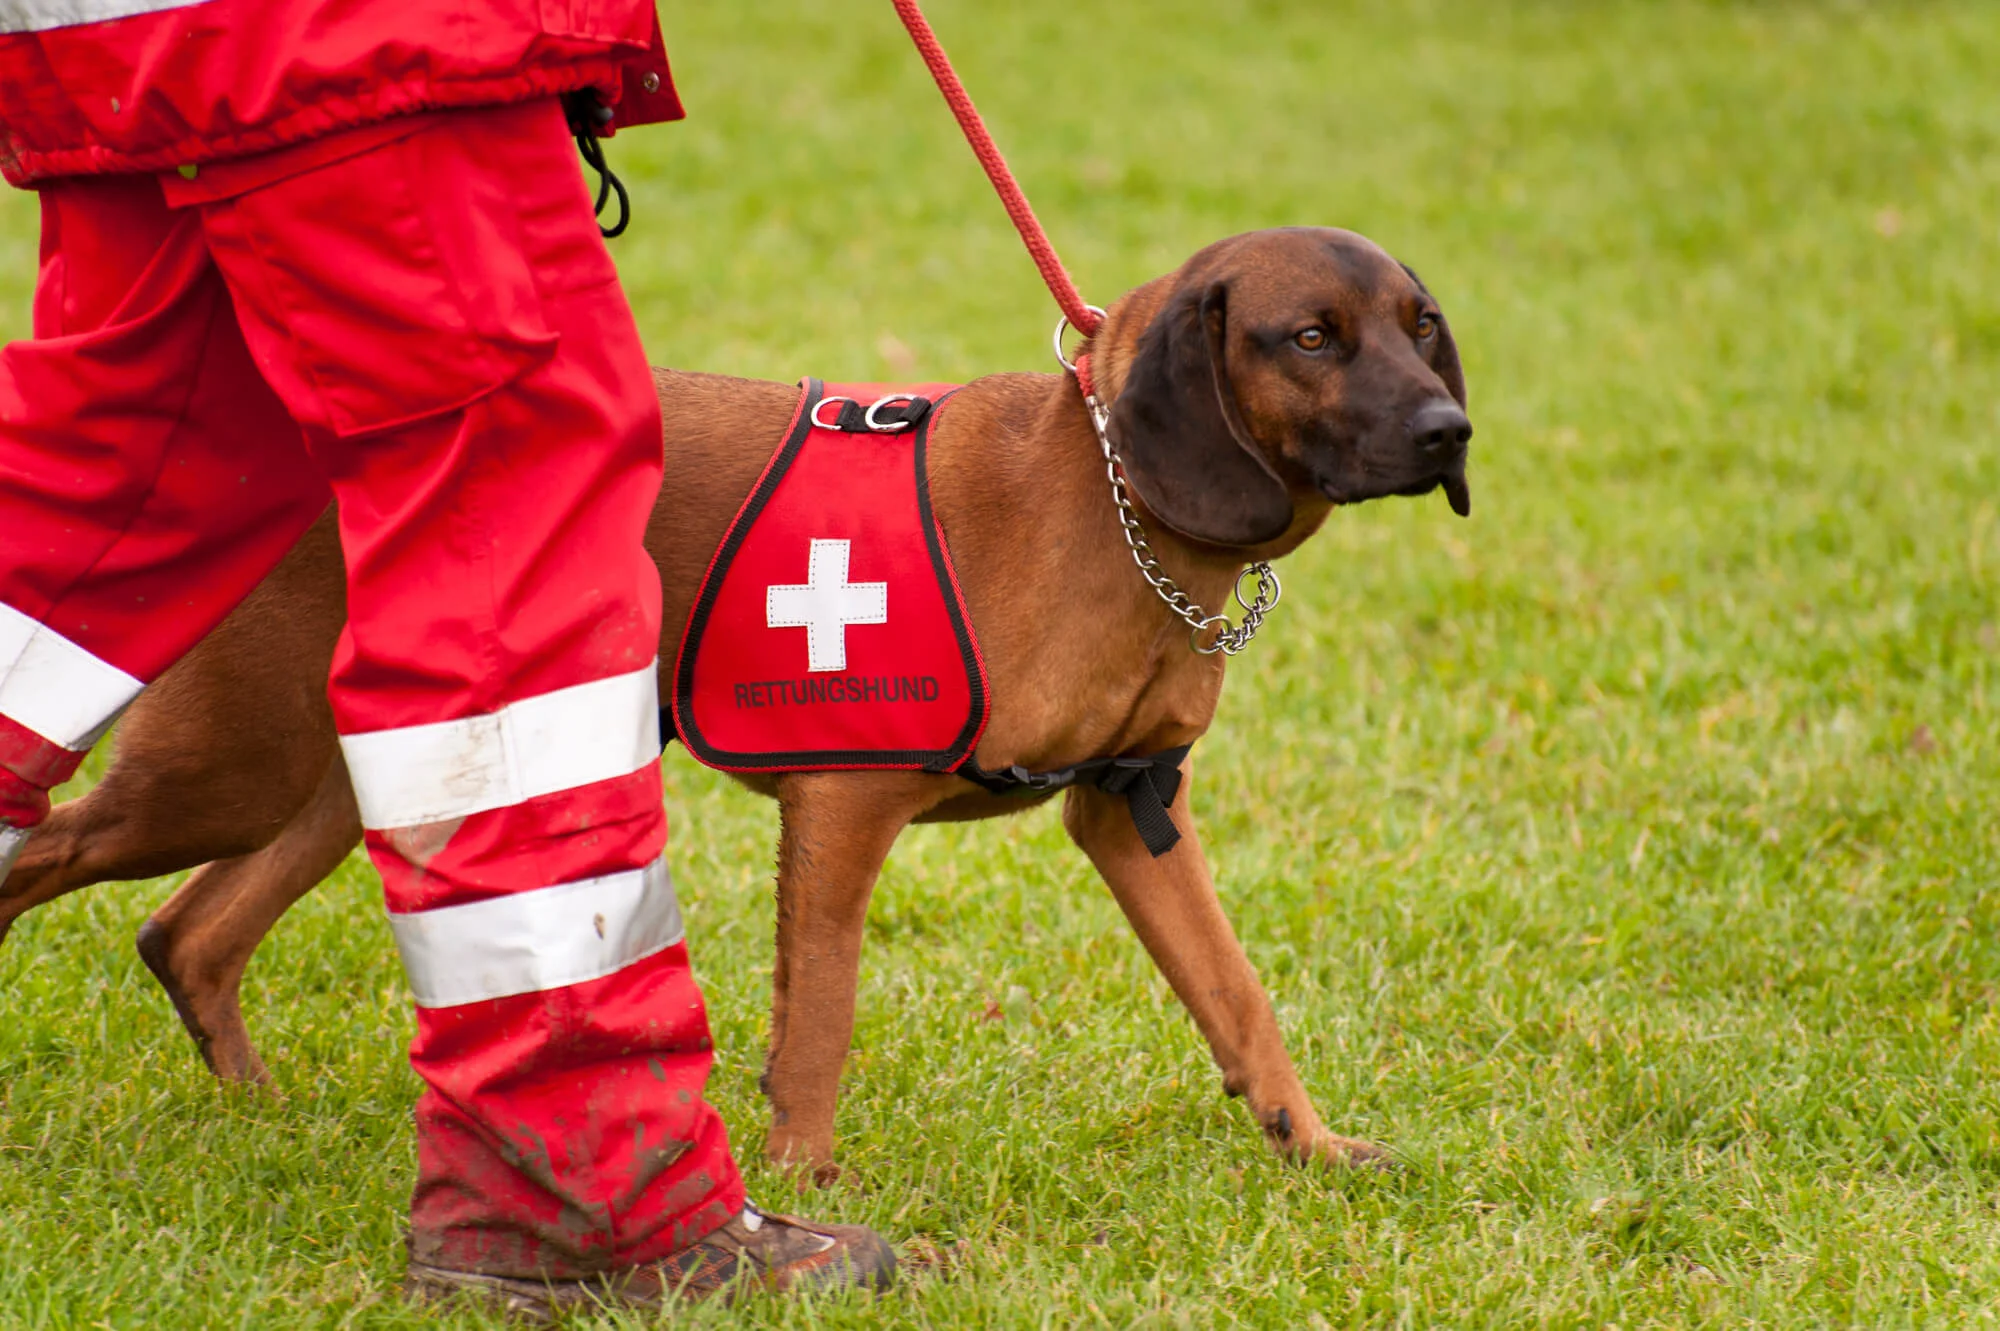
[1293,327,1329,352]
[1415,313,1439,340]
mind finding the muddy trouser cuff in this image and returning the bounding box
[0,824,25,888]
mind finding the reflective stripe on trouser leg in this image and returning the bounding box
[0,824,25,886]
[0,599,143,751]
[0,619,133,875]
[0,0,208,37]
[340,659,661,831]
[387,854,683,1009]
[213,104,744,1278]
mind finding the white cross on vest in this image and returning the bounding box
[765,538,889,673]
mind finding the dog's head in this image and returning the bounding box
[1096,227,1470,552]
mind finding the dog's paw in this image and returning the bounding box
[766,1130,844,1189]
[1305,1132,1397,1172]
[770,1159,843,1193]
[1261,1108,1396,1172]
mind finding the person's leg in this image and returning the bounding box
[0,176,330,882]
[194,99,752,1278]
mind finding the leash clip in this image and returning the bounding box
[1052,307,1107,374]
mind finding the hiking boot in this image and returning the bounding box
[404,1204,895,1320]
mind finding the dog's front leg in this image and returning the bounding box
[1062,762,1389,1169]
[762,773,925,1184]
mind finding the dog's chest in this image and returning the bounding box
[670,380,989,774]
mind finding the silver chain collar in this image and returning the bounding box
[1056,312,1281,656]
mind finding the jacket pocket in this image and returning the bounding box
[203,110,559,439]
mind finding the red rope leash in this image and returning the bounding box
[891,0,1103,339]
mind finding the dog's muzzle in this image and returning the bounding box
[1410,399,1473,517]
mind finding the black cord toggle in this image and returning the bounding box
[563,91,631,239]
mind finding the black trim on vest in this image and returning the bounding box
[955,744,1192,857]
[671,379,988,773]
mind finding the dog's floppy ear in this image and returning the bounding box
[1107,282,1295,547]
[1430,311,1468,409]
[1402,263,1467,408]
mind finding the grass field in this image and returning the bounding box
[5,1,2000,1326]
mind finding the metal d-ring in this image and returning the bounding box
[864,394,919,433]
[811,395,856,430]
[1052,305,1108,373]
[1235,563,1282,615]
[1188,614,1231,655]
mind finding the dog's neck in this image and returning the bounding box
[1051,371,1248,611]
[1073,278,1331,569]
[920,357,1244,762]
[1005,362,1248,651]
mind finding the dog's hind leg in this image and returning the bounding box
[0,724,318,950]
[0,805,105,947]
[136,753,363,1084]
[0,678,337,949]
[1062,759,1391,1170]
[0,516,345,950]
[761,771,939,1183]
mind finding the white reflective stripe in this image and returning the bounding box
[339,661,661,830]
[0,0,208,34]
[0,600,143,751]
[387,855,683,1009]
[0,825,26,887]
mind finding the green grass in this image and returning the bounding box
[6,0,2000,1325]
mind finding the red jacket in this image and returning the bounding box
[0,0,683,186]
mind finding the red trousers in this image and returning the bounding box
[0,100,743,1276]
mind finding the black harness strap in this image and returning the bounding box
[954,744,1192,858]
[826,396,933,432]
[656,707,1190,858]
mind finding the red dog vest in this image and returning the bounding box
[672,380,990,772]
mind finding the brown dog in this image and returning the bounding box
[1,227,1470,1178]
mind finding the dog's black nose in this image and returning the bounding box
[1410,399,1473,455]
